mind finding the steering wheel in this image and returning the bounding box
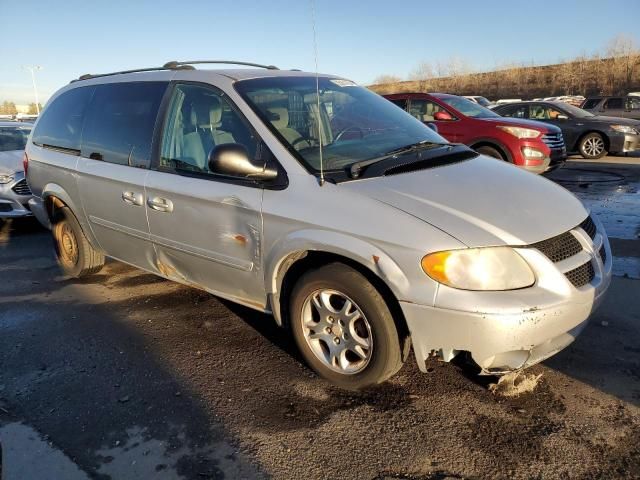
[333,126,365,143]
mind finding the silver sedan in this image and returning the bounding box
[0,122,33,218]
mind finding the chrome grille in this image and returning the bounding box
[565,261,595,288]
[531,231,582,263]
[579,215,596,240]
[541,132,565,149]
[11,179,31,196]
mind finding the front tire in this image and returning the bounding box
[290,263,403,390]
[475,145,505,160]
[52,207,105,278]
[579,133,607,159]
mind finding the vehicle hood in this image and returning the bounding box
[342,156,588,247]
[478,116,561,132]
[0,150,23,175]
[586,115,640,126]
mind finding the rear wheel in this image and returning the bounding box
[579,133,607,159]
[289,263,403,390]
[52,207,105,277]
[475,145,505,160]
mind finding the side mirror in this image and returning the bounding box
[434,111,454,121]
[556,114,569,120]
[426,122,439,133]
[208,143,278,181]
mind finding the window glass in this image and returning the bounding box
[604,97,623,109]
[582,98,601,109]
[409,99,447,121]
[438,96,499,118]
[0,126,31,152]
[389,99,408,110]
[82,82,167,167]
[235,77,445,173]
[529,105,564,120]
[628,97,640,110]
[32,87,94,152]
[499,105,527,118]
[160,83,259,175]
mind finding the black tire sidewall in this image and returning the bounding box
[290,263,402,390]
[579,133,607,159]
[476,145,505,161]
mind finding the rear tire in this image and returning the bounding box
[578,133,607,159]
[52,207,105,278]
[475,145,505,160]
[289,263,403,390]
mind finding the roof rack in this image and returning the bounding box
[163,60,279,70]
[73,60,278,83]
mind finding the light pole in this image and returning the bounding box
[22,65,42,115]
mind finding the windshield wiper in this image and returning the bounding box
[349,141,449,179]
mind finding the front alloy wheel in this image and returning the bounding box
[579,133,607,159]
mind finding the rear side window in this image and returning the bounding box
[389,99,408,110]
[81,82,167,167]
[582,98,601,109]
[604,98,623,109]
[32,86,94,152]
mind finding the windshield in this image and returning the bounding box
[560,103,595,118]
[439,96,500,119]
[0,126,31,152]
[475,97,491,107]
[235,76,446,173]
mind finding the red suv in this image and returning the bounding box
[384,93,567,173]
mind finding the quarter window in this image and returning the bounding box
[81,82,167,167]
[32,86,94,152]
[160,84,259,176]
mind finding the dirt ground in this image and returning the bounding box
[0,160,639,480]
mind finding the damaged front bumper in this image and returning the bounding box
[402,226,612,375]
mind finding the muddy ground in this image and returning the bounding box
[0,159,639,480]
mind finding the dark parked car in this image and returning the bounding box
[494,101,640,159]
[581,96,640,120]
[385,93,567,173]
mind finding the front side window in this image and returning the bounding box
[604,98,623,109]
[32,86,94,152]
[81,82,167,167]
[409,99,447,121]
[160,83,259,175]
[499,105,527,118]
[235,76,445,173]
[530,105,564,120]
[627,97,640,110]
[0,126,31,152]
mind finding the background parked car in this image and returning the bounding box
[0,122,34,218]
[385,93,567,173]
[463,95,493,108]
[494,101,640,159]
[581,95,640,120]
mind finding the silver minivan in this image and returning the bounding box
[26,62,611,389]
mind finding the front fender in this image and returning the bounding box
[265,229,413,325]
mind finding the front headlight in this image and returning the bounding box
[0,174,14,184]
[611,124,639,135]
[421,247,535,291]
[497,126,541,139]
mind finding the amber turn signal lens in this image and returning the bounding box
[421,251,451,284]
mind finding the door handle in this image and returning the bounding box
[122,191,144,206]
[147,196,174,213]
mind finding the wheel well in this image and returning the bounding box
[576,130,609,152]
[45,195,67,223]
[470,141,508,161]
[277,251,411,353]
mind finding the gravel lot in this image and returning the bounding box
[0,159,639,480]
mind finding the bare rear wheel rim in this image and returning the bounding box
[583,136,604,157]
[59,223,79,267]
[301,289,373,375]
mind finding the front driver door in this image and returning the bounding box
[144,82,266,307]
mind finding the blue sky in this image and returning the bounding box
[1,0,638,104]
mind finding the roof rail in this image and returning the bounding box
[163,60,279,70]
[72,64,195,83]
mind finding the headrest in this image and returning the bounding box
[190,97,223,129]
[267,107,289,129]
